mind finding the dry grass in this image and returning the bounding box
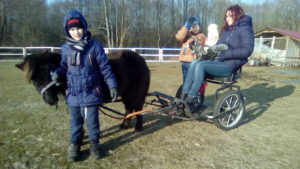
[1,61,300,169]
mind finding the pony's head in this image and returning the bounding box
[16,51,66,106]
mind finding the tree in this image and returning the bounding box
[1,0,299,47]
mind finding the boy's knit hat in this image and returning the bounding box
[189,16,201,27]
[66,18,83,31]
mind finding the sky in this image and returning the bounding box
[239,0,268,4]
[47,0,269,5]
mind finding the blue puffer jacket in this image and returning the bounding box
[217,15,254,72]
[57,10,117,107]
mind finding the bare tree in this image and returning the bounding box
[103,0,112,47]
[1,0,299,47]
[156,0,162,47]
[183,0,189,21]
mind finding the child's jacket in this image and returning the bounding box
[56,10,117,107]
[176,27,206,62]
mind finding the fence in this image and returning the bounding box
[0,46,181,62]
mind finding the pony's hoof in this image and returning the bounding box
[134,127,143,132]
[120,119,132,130]
[120,122,131,130]
[134,123,143,132]
[120,125,131,130]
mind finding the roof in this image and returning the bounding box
[255,27,300,41]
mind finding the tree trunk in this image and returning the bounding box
[156,0,161,47]
[104,0,111,47]
[183,0,189,21]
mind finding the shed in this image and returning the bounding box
[253,27,300,66]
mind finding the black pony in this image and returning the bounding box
[16,50,150,131]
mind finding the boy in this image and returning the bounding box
[52,10,118,162]
[175,16,206,81]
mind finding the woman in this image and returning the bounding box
[52,10,118,161]
[176,16,206,81]
[181,4,254,111]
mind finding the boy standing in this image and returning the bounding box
[52,10,118,162]
[175,16,206,81]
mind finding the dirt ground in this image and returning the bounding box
[0,61,299,169]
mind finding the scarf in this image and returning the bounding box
[66,31,91,66]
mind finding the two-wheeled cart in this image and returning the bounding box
[100,68,245,130]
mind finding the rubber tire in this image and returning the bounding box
[213,90,245,130]
[175,85,183,98]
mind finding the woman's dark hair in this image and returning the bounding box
[221,4,245,33]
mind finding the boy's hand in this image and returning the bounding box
[50,71,58,81]
[50,71,61,86]
[110,88,118,102]
[184,20,191,30]
[184,16,194,30]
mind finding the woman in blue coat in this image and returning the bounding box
[52,10,118,161]
[181,4,254,110]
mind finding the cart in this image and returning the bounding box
[99,68,246,130]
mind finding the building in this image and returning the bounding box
[253,27,300,66]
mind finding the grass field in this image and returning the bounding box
[0,61,300,169]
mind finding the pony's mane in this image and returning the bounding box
[22,51,61,82]
[24,61,33,82]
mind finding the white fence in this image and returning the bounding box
[0,46,181,62]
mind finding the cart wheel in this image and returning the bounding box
[175,84,204,105]
[175,85,183,98]
[213,90,245,130]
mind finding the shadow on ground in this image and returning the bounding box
[81,114,182,159]
[241,83,295,125]
[77,82,295,160]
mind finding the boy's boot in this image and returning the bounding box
[67,143,81,162]
[90,141,102,159]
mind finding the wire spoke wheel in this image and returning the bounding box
[213,90,245,130]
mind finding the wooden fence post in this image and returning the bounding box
[22,47,27,58]
[159,49,163,62]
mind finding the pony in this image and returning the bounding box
[15,50,150,131]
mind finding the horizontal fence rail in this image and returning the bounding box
[0,47,181,62]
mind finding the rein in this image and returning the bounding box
[99,105,154,120]
[40,80,57,95]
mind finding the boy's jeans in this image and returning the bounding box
[181,61,191,82]
[69,106,100,145]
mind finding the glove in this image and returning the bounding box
[109,88,118,102]
[207,48,216,55]
[184,16,194,30]
[50,71,61,86]
[50,71,58,81]
[184,16,198,30]
[184,20,191,30]
[210,44,228,53]
[207,44,228,60]
[206,49,218,60]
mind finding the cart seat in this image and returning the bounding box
[206,68,242,83]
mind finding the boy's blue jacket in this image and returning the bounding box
[56,10,117,106]
[217,15,254,72]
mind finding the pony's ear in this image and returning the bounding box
[15,62,25,71]
[43,50,50,54]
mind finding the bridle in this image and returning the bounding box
[40,80,57,95]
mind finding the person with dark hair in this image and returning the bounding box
[180,4,254,112]
[176,16,206,81]
[51,10,118,162]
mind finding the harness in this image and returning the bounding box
[40,80,57,95]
